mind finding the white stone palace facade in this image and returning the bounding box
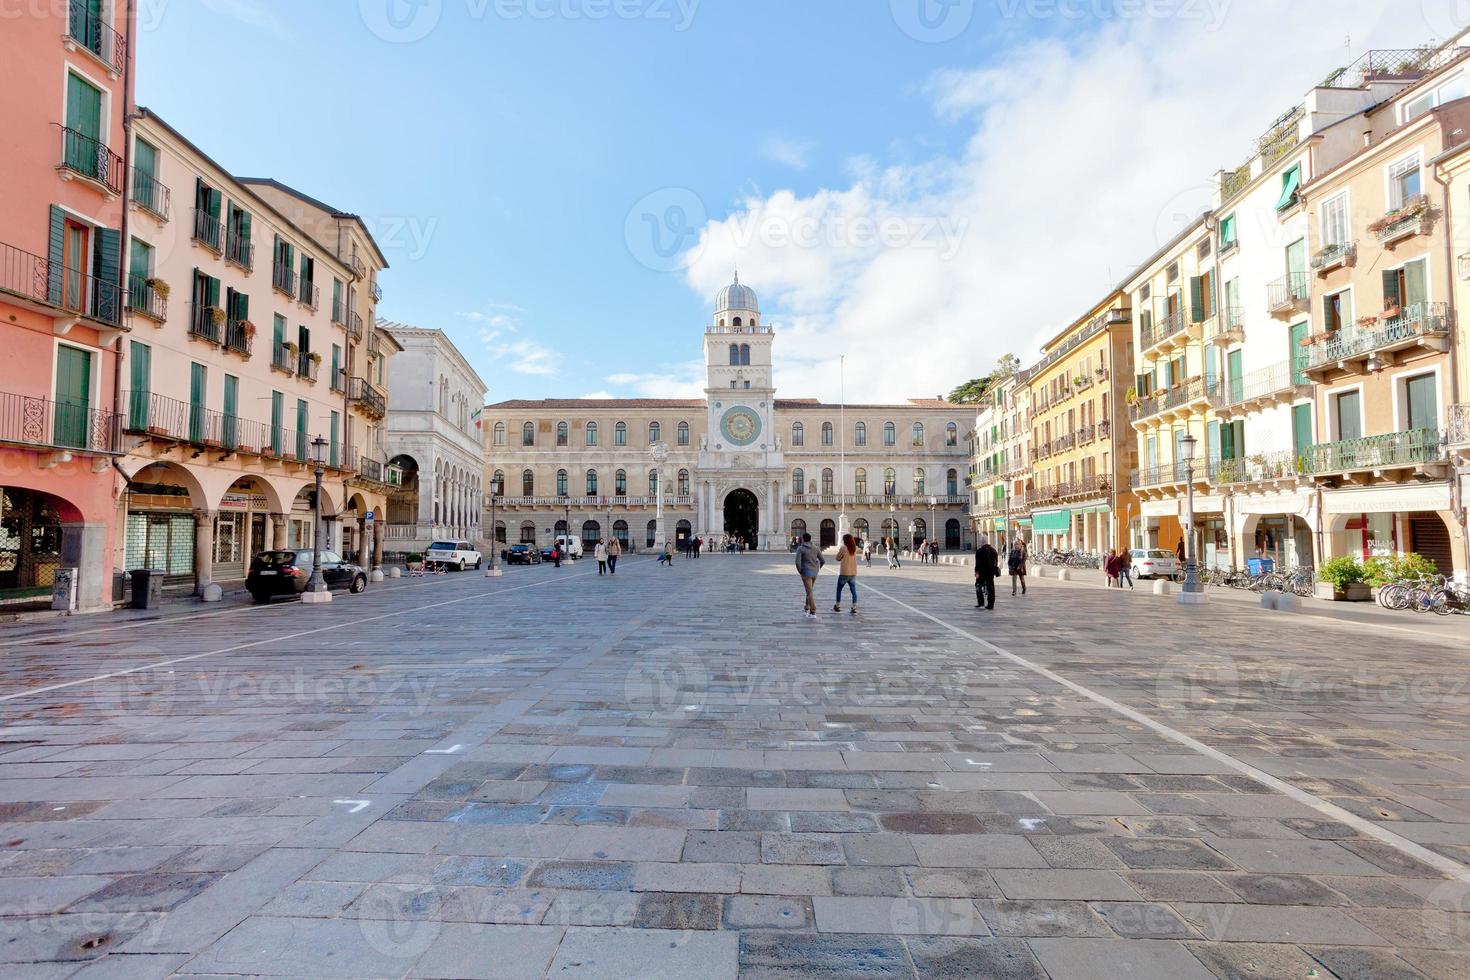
[481,278,973,552]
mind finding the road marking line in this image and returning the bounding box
[0,562,644,705]
[334,799,371,813]
[864,581,1470,885]
[423,744,464,755]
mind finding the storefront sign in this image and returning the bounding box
[1322,483,1451,516]
[219,493,268,512]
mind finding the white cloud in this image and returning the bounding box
[605,363,707,399]
[460,307,562,377]
[760,136,817,170]
[681,1,1436,404]
[199,0,293,43]
[581,391,616,400]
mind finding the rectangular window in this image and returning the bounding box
[1333,390,1362,441]
[1404,373,1438,431]
[1289,321,1309,385]
[53,344,93,448]
[1321,192,1349,246]
[188,362,206,443]
[273,314,286,352]
[1388,153,1423,210]
[128,340,150,429]
[1219,213,1236,247]
[330,411,340,467]
[1323,290,1353,333]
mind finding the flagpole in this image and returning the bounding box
[839,355,846,541]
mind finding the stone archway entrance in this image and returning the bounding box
[723,489,759,547]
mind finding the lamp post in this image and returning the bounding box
[651,442,669,551]
[1178,431,1207,605]
[564,497,571,555]
[889,502,897,557]
[929,495,937,554]
[302,436,332,603]
[485,491,501,577]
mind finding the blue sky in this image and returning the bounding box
[137,1,1460,403]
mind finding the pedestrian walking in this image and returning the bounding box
[1008,538,1028,596]
[974,535,1000,610]
[833,532,860,615]
[607,535,621,574]
[863,539,873,568]
[694,536,703,558]
[794,532,824,619]
[1104,549,1119,588]
[595,539,608,575]
[552,543,562,569]
[886,536,901,569]
[1118,548,1134,590]
[658,540,674,566]
[1175,538,1185,566]
[931,539,940,564]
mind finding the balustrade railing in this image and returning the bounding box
[1,239,122,325]
[1300,428,1444,475]
[65,0,127,73]
[1303,302,1451,372]
[130,168,171,220]
[1,388,121,454]
[58,126,123,194]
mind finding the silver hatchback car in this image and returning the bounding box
[1130,548,1182,581]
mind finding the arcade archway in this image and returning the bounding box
[723,489,759,547]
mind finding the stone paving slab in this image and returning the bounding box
[0,554,1468,976]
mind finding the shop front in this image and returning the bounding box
[1232,489,1317,572]
[1140,495,1227,569]
[1031,508,1071,551]
[1323,482,1461,577]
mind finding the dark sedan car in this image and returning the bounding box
[246,549,368,603]
[506,544,541,565]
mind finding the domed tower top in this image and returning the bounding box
[714,271,760,324]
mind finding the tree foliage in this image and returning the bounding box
[948,353,1021,404]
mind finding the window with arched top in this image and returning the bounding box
[821,422,833,447]
[522,422,535,446]
[854,421,866,446]
[520,521,536,543]
[493,422,506,447]
[615,469,627,495]
[522,469,535,496]
[740,344,750,365]
[556,421,568,447]
[648,422,661,445]
[791,468,805,496]
[912,422,925,448]
[792,422,804,447]
[556,469,568,497]
[883,468,896,495]
[854,468,867,495]
[677,469,690,495]
[913,468,926,495]
[728,344,739,365]
[615,421,627,446]
[947,468,959,496]
[946,422,959,447]
[492,470,505,495]
[883,422,896,446]
[733,316,743,327]
[586,421,598,446]
[586,469,598,495]
[821,468,834,495]
[677,421,689,446]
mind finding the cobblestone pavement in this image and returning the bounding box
[0,553,1468,978]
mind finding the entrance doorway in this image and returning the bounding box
[819,519,837,549]
[723,489,759,547]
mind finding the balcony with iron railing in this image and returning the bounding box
[126,274,166,322]
[367,330,382,358]
[348,376,386,418]
[297,352,320,383]
[349,312,364,343]
[1311,241,1356,275]
[1204,306,1245,346]
[270,343,295,375]
[1213,450,1308,487]
[0,240,122,327]
[372,281,383,303]
[331,297,347,326]
[330,367,346,394]
[122,390,338,465]
[299,279,320,310]
[1077,424,1097,444]
[1054,432,1077,452]
[1130,376,1220,425]
[1372,195,1431,248]
[192,209,222,253]
[130,168,171,222]
[57,126,123,195]
[1,388,121,455]
[272,261,297,297]
[1450,405,1469,448]
[225,232,254,271]
[356,456,384,483]
[349,254,367,279]
[189,304,221,345]
[1211,360,1310,420]
[1133,458,1219,489]
[1302,302,1452,379]
[223,319,253,358]
[1300,428,1445,478]
[1141,308,1192,356]
[1267,271,1309,319]
[64,0,127,74]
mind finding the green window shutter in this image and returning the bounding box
[207,275,220,308]
[1289,321,1309,384]
[53,345,92,448]
[1381,269,1401,311]
[134,139,157,179]
[65,73,102,140]
[270,391,283,454]
[1336,391,1362,441]
[330,411,340,467]
[1292,403,1313,454]
[1230,421,1244,460]
[331,344,340,378]
[296,400,308,460]
[1403,259,1427,310]
[189,362,206,443]
[1207,420,1221,462]
[1406,374,1438,430]
[46,205,66,304]
[272,314,285,349]
[240,210,251,244]
[222,375,239,449]
[1188,276,1204,323]
[1226,349,1242,402]
[129,341,151,429]
[1275,165,1301,210]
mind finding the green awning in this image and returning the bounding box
[1219,213,1236,245]
[1275,166,1301,210]
[1031,509,1072,533]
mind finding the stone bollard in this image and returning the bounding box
[1153,579,1172,595]
[388,567,402,579]
[1274,593,1302,613]
[370,569,385,583]
[200,583,223,603]
[1057,568,1071,582]
[1260,591,1279,611]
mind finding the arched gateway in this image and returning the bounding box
[723,489,759,546]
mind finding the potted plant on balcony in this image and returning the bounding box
[146,277,170,299]
[308,351,322,367]
[1125,387,1138,405]
[282,341,298,360]
[206,305,225,328]
[1316,555,1371,601]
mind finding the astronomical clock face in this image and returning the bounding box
[720,406,761,447]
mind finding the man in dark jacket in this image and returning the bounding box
[794,533,824,619]
[974,536,1000,610]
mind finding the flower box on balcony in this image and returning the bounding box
[237,444,256,455]
[147,425,169,438]
[1369,195,1431,246]
[202,439,220,449]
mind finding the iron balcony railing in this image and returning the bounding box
[225,232,254,271]
[1450,405,1470,447]
[272,260,297,297]
[1301,428,1444,476]
[1374,198,1431,245]
[0,239,122,326]
[372,281,383,303]
[1322,45,1463,89]
[65,0,127,73]
[1054,432,1077,452]
[124,390,313,460]
[348,376,386,417]
[349,254,367,279]
[1130,376,1220,422]
[299,279,320,310]
[349,312,364,343]
[1134,458,1221,487]
[1214,360,1304,410]
[130,168,170,221]
[358,457,384,483]
[271,343,295,374]
[1027,475,1113,504]
[189,304,221,344]
[1077,424,1096,444]
[224,319,253,357]
[330,367,346,393]
[1266,271,1309,313]
[367,330,382,358]
[1204,306,1245,344]
[1016,307,1126,382]
[331,297,346,326]
[1213,450,1307,485]
[192,209,222,252]
[126,274,165,321]
[1311,241,1355,271]
[1303,302,1452,372]
[298,353,321,382]
[58,126,123,195]
[1,388,121,454]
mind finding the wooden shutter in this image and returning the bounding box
[1382,269,1401,311]
[1292,403,1313,454]
[46,206,65,304]
[1403,259,1427,309]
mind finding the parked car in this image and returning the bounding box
[247,549,368,602]
[1131,548,1182,581]
[425,540,482,571]
[506,544,541,566]
[540,544,558,562]
[554,535,584,559]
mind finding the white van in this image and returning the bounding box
[554,535,584,559]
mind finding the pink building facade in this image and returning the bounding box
[0,1,134,611]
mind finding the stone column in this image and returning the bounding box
[371,518,384,576]
[270,512,288,549]
[194,510,220,601]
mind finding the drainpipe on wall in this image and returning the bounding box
[1433,160,1468,576]
[113,0,137,443]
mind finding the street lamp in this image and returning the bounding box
[302,436,332,604]
[650,442,669,551]
[929,495,937,554]
[1178,431,1207,605]
[889,502,897,557]
[485,491,501,577]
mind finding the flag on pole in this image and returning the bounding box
[471,407,483,430]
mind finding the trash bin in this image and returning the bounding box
[1246,557,1275,576]
[130,569,165,609]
